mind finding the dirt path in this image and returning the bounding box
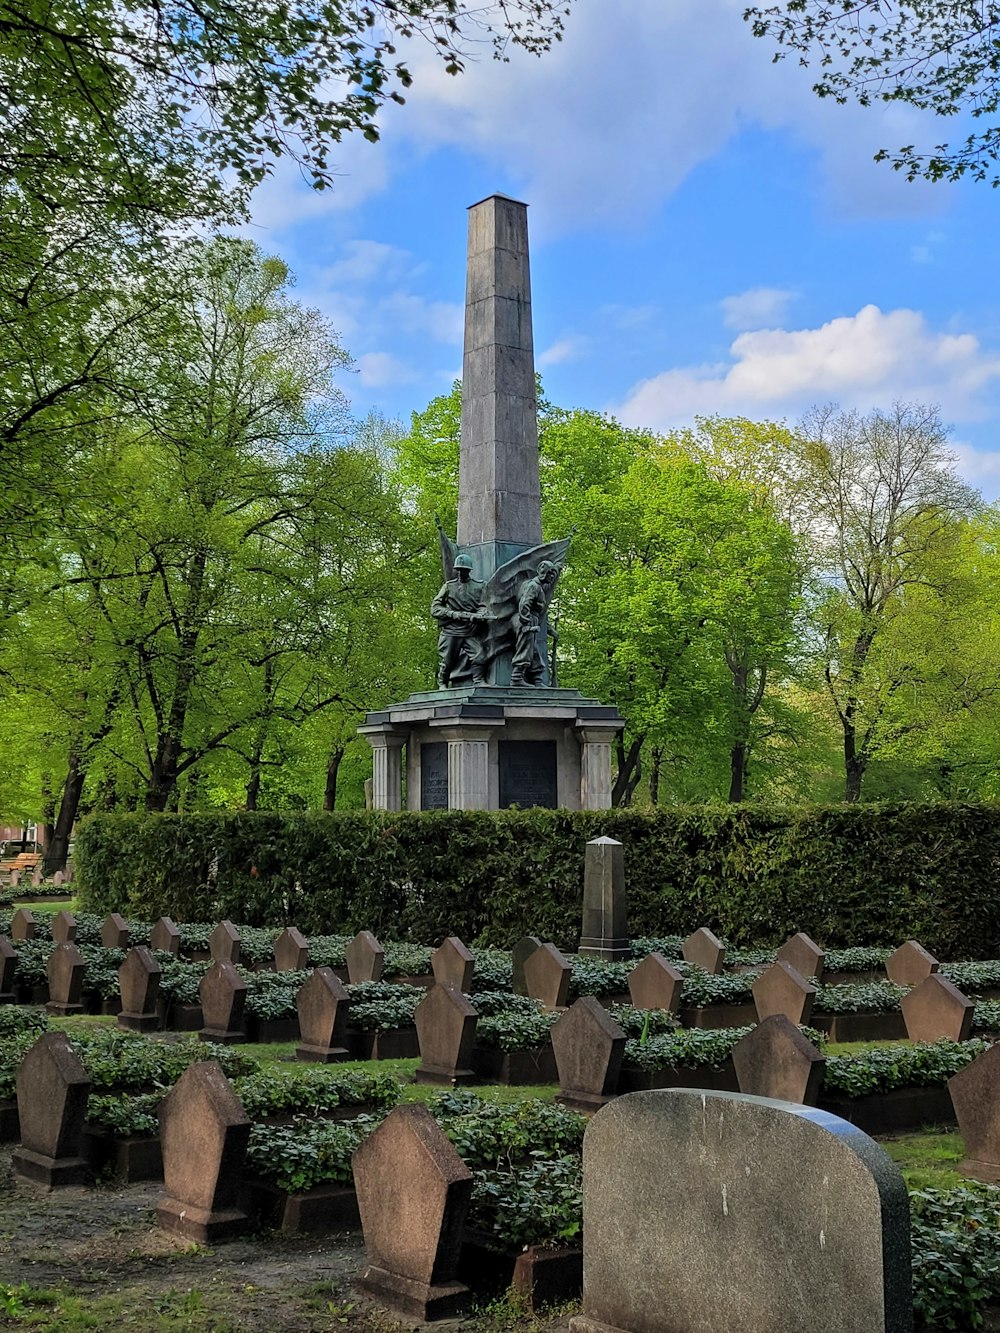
[0,1150,575,1332]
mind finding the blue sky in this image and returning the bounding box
[242,0,1000,497]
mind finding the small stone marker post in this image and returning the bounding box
[156,1060,251,1242]
[0,936,16,1002]
[46,942,86,1015]
[523,942,572,1010]
[209,920,242,966]
[51,910,77,944]
[949,1044,1000,1183]
[511,935,541,996]
[274,926,309,972]
[414,984,478,1085]
[12,1032,92,1187]
[150,916,181,955]
[431,937,475,992]
[732,1015,826,1105]
[117,946,162,1031]
[901,974,974,1043]
[681,927,725,974]
[346,930,385,984]
[199,961,248,1043]
[353,1103,473,1320]
[296,967,351,1062]
[885,940,939,987]
[570,1088,913,1333]
[101,912,130,949]
[578,836,630,960]
[552,996,626,1112]
[752,959,818,1027]
[627,952,683,1013]
[777,931,825,983]
[10,908,35,941]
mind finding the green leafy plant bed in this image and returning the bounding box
[457,1235,582,1312]
[470,1046,558,1086]
[679,1003,757,1030]
[241,1178,361,1235]
[245,1014,299,1044]
[80,1127,163,1183]
[347,1027,419,1060]
[813,1012,908,1043]
[617,1063,739,1094]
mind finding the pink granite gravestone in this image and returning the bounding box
[752,960,818,1027]
[552,996,626,1113]
[431,937,475,993]
[776,932,825,984]
[512,935,541,996]
[296,967,351,1062]
[415,984,478,1085]
[628,953,683,1013]
[150,917,181,955]
[523,942,572,1011]
[949,1044,1000,1183]
[346,930,385,984]
[274,926,309,972]
[199,961,248,1043]
[0,935,16,1002]
[51,910,77,944]
[900,974,974,1043]
[10,908,34,941]
[353,1104,473,1321]
[885,940,939,988]
[100,913,130,949]
[156,1060,251,1242]
[46,943,86,1015]
[209,920,242,966]
[682,927,725,974]
[732,1015,825,1105]
[117,946,162,1032]
[12,1032,92,1187]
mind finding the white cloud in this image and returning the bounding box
[618,305,1000,429]
[322,240,418,287]
[355,352,420,389]
[950,442,1000,490]
[538,335,590,368]
[378,293,463,344]
[721,287,796,331]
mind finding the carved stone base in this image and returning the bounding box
[414,1065,478,1086]
[12,1147,89,1189]
[357,1265,470,1321]
[156,1197,249,1243]
[295,1044,350,1064]
[960,1157,1000,1184]
[117,1012,162,1032]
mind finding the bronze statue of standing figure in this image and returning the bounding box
[511,560,562,687]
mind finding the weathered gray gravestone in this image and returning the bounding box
[681,927,724,974]
[627,952,683,1013]
[732,1014,826,1105]
[353,1104,473,1320]
[949,1044,1000,1183]
[274,926,309,972]
[156,1060,251,1242]
[12,1032,92,1188]
[570,1089,913,1333]
[199,961,248,1043]
[51,910,77,944]
[296,967,351,1063]
[346,930,385,984]
[117,946,162,1031]
[431,937,475,992]
[150,916,181,956]
[777,930,826,983]
[209,920,241,966]
[100,912,130,949]
[0,935,16,1001]
[511,935,541,996]
[10,907,34,941]
[46,942,86,1015]
[752,959,818,1027]
[885,940,939,987]
[414,984,479,1085]
[900,973,974,1043]
[578,836,630,961]
[523,942,572,1010]
[552,996,626,1113]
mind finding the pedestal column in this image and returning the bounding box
[577,725,618,811]
[436,726,498,810]
[361,728,407,811]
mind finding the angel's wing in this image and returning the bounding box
[479,537,572,661]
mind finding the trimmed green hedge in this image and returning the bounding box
[75,803,1000,956]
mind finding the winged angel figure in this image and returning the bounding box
[433,520,570,688]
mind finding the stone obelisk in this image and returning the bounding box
[359,195,624,812]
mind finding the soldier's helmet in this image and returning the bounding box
[453,554,474,571]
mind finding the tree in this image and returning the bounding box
[745,1,1000,185]
[795,401,981,801]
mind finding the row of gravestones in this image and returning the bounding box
[16,1031,1000,1332]
[3,866,73,888]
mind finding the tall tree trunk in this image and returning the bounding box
[728,741,747,803]
[324,746,344,812]
[844,724,865,803]
[145,549,207,813]
[648,746,662,806]
[44,753,85,876]
[612,734,644,807]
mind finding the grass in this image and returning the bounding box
[9,897,76,915]
[881,1129,967,1191]
[0,1282,237,1330]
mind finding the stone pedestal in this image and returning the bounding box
[578,836,629,960]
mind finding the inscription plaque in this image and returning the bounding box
[499,740,558,809]
[420,742,449,810]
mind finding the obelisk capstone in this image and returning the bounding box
[459,196,543,555]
